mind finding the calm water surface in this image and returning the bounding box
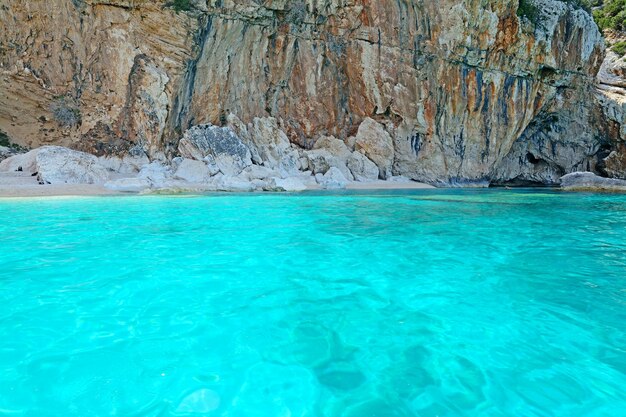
[0,189,625,417]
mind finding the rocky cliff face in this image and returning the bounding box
[1,0,621,185]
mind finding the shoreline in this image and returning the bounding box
[0,172,436,198]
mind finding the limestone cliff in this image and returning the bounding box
[1,0,620,185]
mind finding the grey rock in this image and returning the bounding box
[249,117,300,176]
[347,151,379,182]
[266,177,308,192]
[214,175,256,192]
[354,118,394,179]
[35,146,109,184]
[304,149,354,181]
[560,172,626,191]
[138,161,172,184]
[240,164,280,181]
[313,136,352,160]
[318,166,348,190]
[179,124,252,176]
[173,158,213,183]
[0,149,38,173]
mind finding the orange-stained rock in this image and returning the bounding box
[0,0,616,184]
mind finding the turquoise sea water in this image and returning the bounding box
[0,189,625,417]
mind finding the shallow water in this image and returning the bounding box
[0,189,625,417]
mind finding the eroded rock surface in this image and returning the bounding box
[560,171,626,191]
[2,0,624,186]
[0,146,109,184]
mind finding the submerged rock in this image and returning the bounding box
[176,389,220,414]
[560,172,626,191]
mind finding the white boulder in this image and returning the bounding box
[173,158,213,183]
[34,146,109,184]
[0,149,38,173]
[347,151,379,182]
[267,177,308,192]
[179,124,253,176]
[354,117,395,179]
[249,117,300,176]
[318,166,349,189]
[560,172,626,191]
[138,161,172,184]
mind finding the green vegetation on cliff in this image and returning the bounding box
[518,0,593,22]
[593,0,626,31]
[166,0,192,13]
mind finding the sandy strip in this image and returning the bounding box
[0,172,119,198]
[0,172,435,198]
[345,180,435,190]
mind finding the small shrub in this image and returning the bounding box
[167,0,192,13]
[0,130,9,147]
[517,0,540,23]
[613,40,626,55]
[593,0,626,31]
[50,96,81,128]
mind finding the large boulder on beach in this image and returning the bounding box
[173,158,213,183]
[304,149,354,181]
[560,172,626,191]
[354,118,394,179]
[347,151,379,182]
[138,161,172,184]
[267,177,308,192]
[0,149,38,173]
[1,146,110,184]
[249,117,300,176]
[318,167,349,190]
[179,124,253,176]
[35,146,110,184]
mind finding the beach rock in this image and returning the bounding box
[560,172,626,191]
[98,154,150,175]
[318,167,348,190]
[34,146,109,184]
[138,161,171,184]
[104,177,151,193]
[239,164,280,181]
[347,151,379,182]
[267,177,308,192]
[354,118,394,179]
[304,149,354,181]
[313,136,352,161]
[214,175,256,192]
[0,146,20,163]
[249,117,300,176]
[179,124,252,176]
[0,149,38,173]
[173,158,212,183]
